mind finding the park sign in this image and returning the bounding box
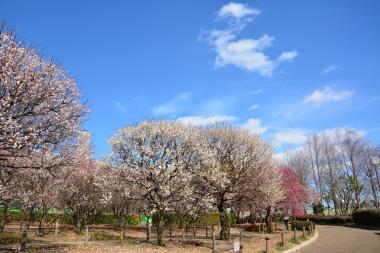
[140,214,152,225]
[233,241,240,252]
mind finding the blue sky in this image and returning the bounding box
[2,0,380,158]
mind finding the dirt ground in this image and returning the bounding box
[0,223,313,253]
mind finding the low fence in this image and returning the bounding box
[1,222,315,253]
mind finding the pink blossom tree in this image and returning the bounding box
[279,167,308,216]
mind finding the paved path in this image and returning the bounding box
[298,225,380,253]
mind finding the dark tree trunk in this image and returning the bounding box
[217,196,230,240]
[265,206,273,233]
[0,205,8,235]
[156,211,164,246]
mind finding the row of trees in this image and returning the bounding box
[285,128,380,215]
[0,25,310,247]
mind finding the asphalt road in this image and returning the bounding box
[298,225,380,253]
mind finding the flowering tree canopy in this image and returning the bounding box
[279,167,308,216]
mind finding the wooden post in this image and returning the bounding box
[193,224,196,237]
[212,231,216,253]
[20,225,27,252]
[274,222,277,231]
[239,228,243,253]
[302,226,305,237]
[265,237,270,253]
[55,220,59,237]
[169,224,172,237]
[281,232,284,247]
[293,228,296,242]
[206,224,209,238]
[182,228,185,244]
[85,225,89,245]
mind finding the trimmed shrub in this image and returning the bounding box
[352,208,380,227]
[290,221,315,231]
[295,214,352,224]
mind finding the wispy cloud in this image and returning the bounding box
[322,64,337,74]
[113,101,127,113]
[203,2,297,76]
[217,2,261,20]
[272,129,306,147]
[250,88,263,94]
[152,92,191,116]
[248,104,260,111]
[177,115,236,126]
[303,86,353,106]
[241,118,267,134]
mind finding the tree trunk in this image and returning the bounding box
[156,211,164,246]
[0,205,8,235]
[217,196,229,240]
[265,206,273,233]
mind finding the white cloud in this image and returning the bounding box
[177,115,236,126]
[322,64,337,74]
[217,2,260,20]
[113,101,127,113]
[272,129,306,147]
[303,86,353,106]
[153,92,191,115]
[241,118,267,135]
[321,126,367,139]
[205,3,298,76]
[274,146,303,163]
[248,104,260,111]
[250,88,263,94]
[277,51,298,62]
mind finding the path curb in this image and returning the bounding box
[282,231,319,253]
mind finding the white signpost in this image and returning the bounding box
[233,241,240,252]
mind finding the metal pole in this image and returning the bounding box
[212,231,216,253]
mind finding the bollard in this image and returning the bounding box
[281,232,284,247]
[55,220,59,237]
[85,225,89,245]
[239,228,243,253]
[212,231,216,253]
[265,237,270,253]
[20,226,27,251]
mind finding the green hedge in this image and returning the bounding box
[352,208,380,227]
[295,214,352,224]
[290,221,315,231]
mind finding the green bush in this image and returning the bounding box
[290,221,315,231]
[295,214,352,224]
[352,208,380,227]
